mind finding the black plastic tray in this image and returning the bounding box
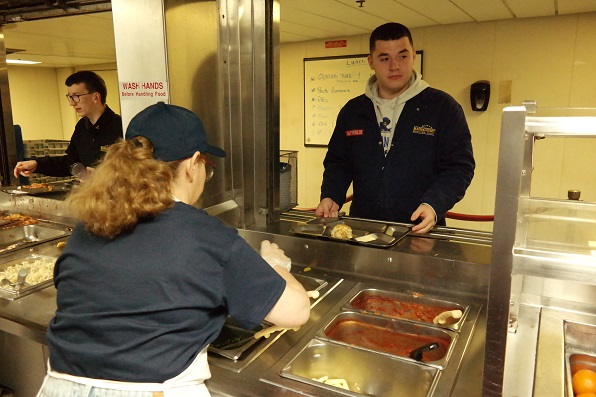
[290,218,410,248]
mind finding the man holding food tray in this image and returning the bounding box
[316,22,475,234]
[13,71,122,179]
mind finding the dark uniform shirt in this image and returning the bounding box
[35,106,123,177]
[321,88,475,224]
[47,202,286,382]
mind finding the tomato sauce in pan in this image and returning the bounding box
[325,319,450,361]
[351,294,458,323]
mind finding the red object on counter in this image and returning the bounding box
[351,293,458,324]
[325,319,449,362]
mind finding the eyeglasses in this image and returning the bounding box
[65,92,94,103]
[199,155,216,182]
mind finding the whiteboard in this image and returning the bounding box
[303,52,423,146]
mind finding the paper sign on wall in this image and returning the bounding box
[119,80,169,100]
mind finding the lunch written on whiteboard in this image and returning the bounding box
[303,52,423,146]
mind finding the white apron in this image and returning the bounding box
[38,346,212,397]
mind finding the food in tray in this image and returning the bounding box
[21,183,53,191]
[312,376,350,391]
[573,369,596,396]
[330,224,353,239]
[350,293,460,324]
[324,318,449,362]
[0,213,39,229]
[0,257,55,287]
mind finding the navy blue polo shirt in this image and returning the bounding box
[47,202,285,382]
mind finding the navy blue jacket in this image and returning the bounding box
[321,88,475,224]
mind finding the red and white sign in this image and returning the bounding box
[325,40,347,48]
[120,80,169,100]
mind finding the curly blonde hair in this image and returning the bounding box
[66,137,182,239]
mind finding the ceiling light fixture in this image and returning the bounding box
[6,59,41,65]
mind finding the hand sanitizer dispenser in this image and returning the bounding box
[470,81,490,112]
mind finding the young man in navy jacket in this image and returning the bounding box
[316,22,475,234]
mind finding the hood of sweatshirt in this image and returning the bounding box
[364,71,429,156]
[364,70,429,106]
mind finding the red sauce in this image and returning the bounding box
[325,319,449,361]
[351,294,457,324]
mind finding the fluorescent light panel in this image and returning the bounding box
[6,59,41,65]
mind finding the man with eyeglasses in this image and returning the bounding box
[13,70,123,179]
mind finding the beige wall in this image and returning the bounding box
[8,64,120,141]
[8,66,63,140]
[280,12,596,231]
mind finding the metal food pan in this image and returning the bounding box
[344,288,468,331]
[280,338,438,397]
[564,321,596,397]
[1,182,72,196]
[318,311,456,369]
[209,318,266,361]
[0,225,69,254]
[0,254,57,300]
[292,273,328,294]
[208,273,329,361]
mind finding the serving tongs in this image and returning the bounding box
[409,341,440,361]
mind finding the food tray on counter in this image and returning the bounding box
[0,254,57,300]
[209,317,267,360]
[209,274,329,361]
[344,288,468,331]
[280,337,439,397]
[289,218,410,248]
[564,321,596,397]
[1,182,72,196]
[0,224,70,254]
[278,291,465,396]
[318,311,456,369]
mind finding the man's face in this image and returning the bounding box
[367,37,416,99]
[66,82,100,118]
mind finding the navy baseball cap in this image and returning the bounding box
[125,102,227,161]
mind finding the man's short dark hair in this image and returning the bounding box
[65,71,108,104]
[369,23,414,53]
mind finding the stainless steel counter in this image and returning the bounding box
[0,196,492,397]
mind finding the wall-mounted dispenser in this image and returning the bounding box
[470,81,490,112]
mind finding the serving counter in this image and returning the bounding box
[0,193,491,397]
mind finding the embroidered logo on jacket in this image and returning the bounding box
[412,125,436,136]
[345,129,364,136]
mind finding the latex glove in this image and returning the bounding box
[260,240,292,272]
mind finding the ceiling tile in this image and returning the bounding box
[558,0,596,15]
[394,0,475,25]
[507,0,554,18]
[451,0,513,21]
